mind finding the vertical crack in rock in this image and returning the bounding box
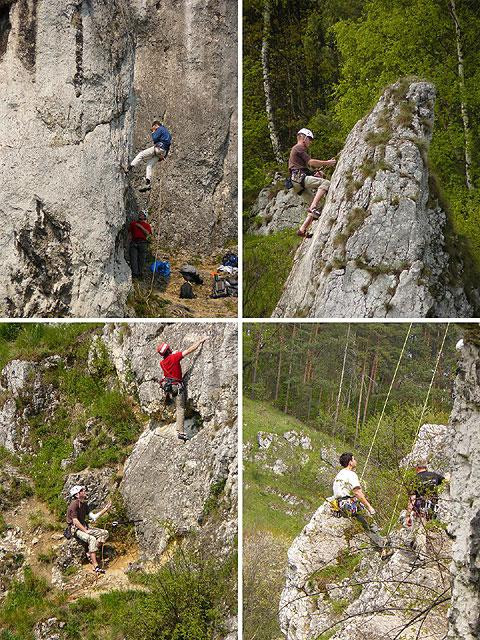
[0,1,12,59]
[71,2,84,98]
[7,200,73,317]
[17,0,37,70]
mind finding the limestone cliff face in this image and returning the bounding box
[273,80,478,318]
[100,322,238,559]
[447,339,480,640]
[0,0,236,317]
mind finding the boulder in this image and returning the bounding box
[273,80,479,318]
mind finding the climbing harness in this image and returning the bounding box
[337,496,360,516]
[160,377,184,396]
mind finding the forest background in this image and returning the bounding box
[243,322,460,639]
[243,0,480,316]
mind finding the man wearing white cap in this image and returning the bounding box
[288,128,336,238]
[66,485,111,574]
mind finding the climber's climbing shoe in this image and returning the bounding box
[297,230,313,239]
[177,433,188,443]
[139,179,151,193]
[94,566,106,574]
[380,547,394,561]
[307,206,322,219]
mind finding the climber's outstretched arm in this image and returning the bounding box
[353,486,375,515]
[182,337,207,358]
[309,157,336,169]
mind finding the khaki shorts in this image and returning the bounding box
[293,175,330,204]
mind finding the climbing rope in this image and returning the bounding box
[360,323,413,481]
[386,322,450,533]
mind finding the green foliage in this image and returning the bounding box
[243,229,301,317]
[0,567,57,640]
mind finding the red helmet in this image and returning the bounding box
[156,342,172,356]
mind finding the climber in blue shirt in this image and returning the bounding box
[127,120,172,192]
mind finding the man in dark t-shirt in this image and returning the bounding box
[66,485,111,574]
[129,211,153,278]
[157,337,207,441]
[405,460,445,564]
[288,128,336,238]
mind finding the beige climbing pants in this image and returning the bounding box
[131,146,166,181]
[74,527,109,553]
[176,387,186,435]
[293,175,330,205]
[410,514,428,559]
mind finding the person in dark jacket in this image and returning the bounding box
[128,211,152,278]
[405,459,445,565]
[128,120,172,192]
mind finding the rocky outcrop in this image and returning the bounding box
[250,183,306,235]
[273,80,478,318]
[0,358,59,452]
[0,0,236,317]
[98,323,238,559]
[447,338,480,640]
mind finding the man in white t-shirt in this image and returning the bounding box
[333,452,392,558]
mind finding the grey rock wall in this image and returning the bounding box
[0,0,237,317]
[273,80,478,318]
[100,322,238,559]
[447,339,480,640]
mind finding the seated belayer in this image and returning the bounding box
[65,485,112,574]
[331,452,393,559]
[129,211,152,279]
[126,119,172,192]
[288,128,336,238]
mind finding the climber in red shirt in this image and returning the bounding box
[129,211,152,278]
[157,337,207,442]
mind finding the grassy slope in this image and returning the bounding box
[244,397,347,541]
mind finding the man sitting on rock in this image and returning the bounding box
[288,128,336,238]
[333,452,393,559]
[157,337,207,442]
[128,211,152,279]
[66,485,112,574]
[126,119,172,192]
[405,459,445,566]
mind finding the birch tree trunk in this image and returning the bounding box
[354,357,366,446]
[251,331,262,400]
[274,327,283,402]
[262,0,283,164]
[448,0,473,190]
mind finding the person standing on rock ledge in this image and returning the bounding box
[405,459,445,566]
[288,128,336,238]
[66,486,112,575]
[126,120,172,192]
[333,452,393,559]
[157,337,207,442]
[128,211,152,279]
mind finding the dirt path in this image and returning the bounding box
[127,254,238,318]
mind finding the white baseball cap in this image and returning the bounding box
[298,128,314,139]
[70,485,85,498]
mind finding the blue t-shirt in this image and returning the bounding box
[151,125,172,155]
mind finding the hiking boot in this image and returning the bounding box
[177,433,188,443]
[94,566,106,574]
[307,206,322,219]
[139,179,151,192]
[380,547,394,560]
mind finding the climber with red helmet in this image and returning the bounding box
[288,128,336,238]
[156,337,207,442]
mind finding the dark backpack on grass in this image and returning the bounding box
[180,282,195,299]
